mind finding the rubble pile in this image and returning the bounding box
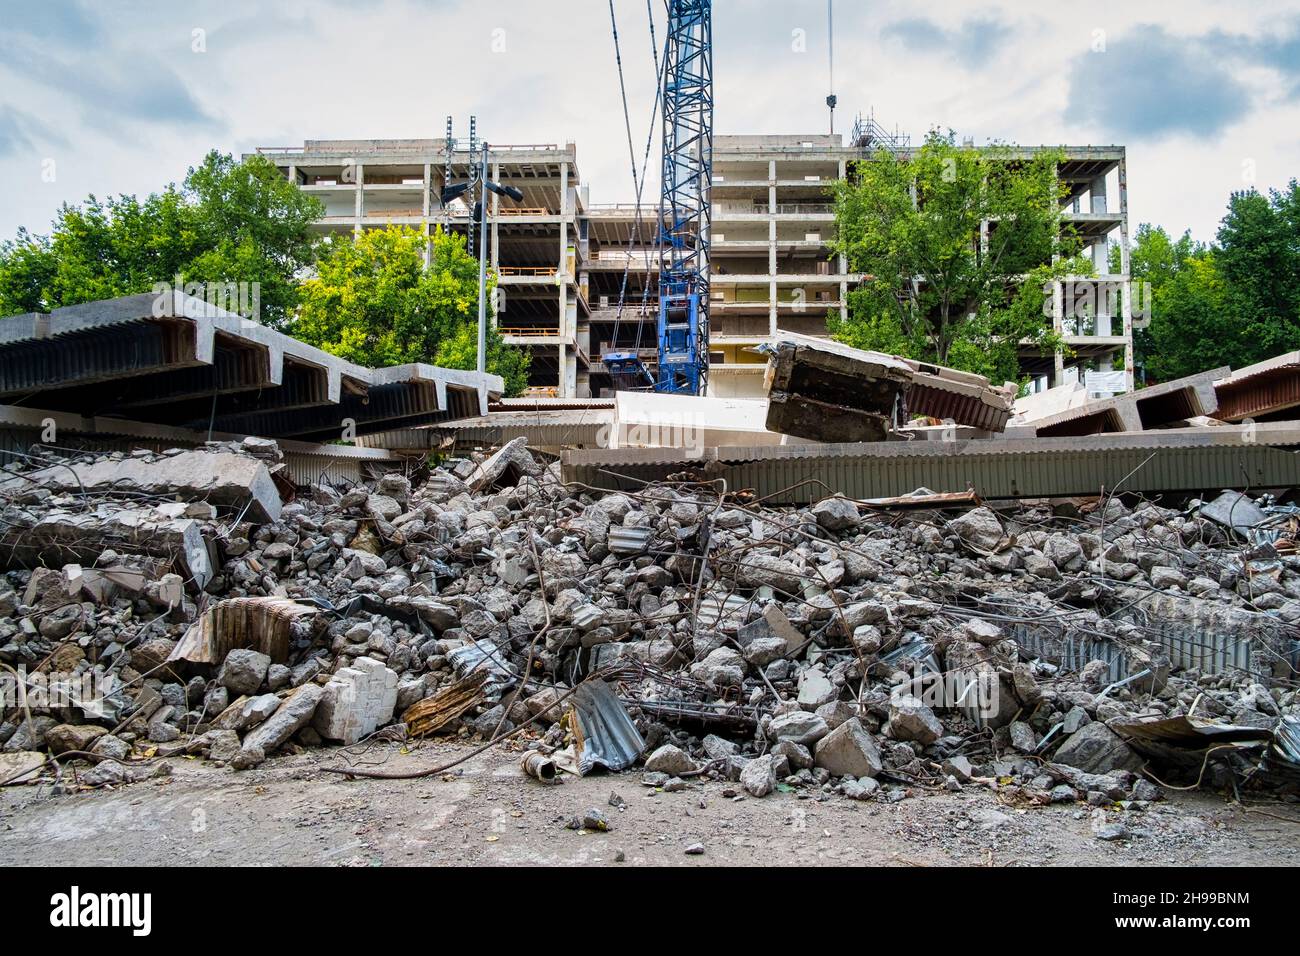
[2,438,1298,812]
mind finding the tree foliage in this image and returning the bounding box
[1127,180,1300,382]
[830,131,1073,378]
[292,226,530,395]
[0,151,322,326]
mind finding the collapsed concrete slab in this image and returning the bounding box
[4,449,283,523]
[1026,366,1227,436]
[0,505,213,589]
[764,335,912,442]
[1213,351,1300,423]
[762,332,1016,442]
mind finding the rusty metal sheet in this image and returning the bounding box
[168,596,318,665]
[860,489,981,510]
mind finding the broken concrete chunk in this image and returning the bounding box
[313,658,400,745]
[814,718,883,779]
[465,437,539,492]
[768,711,830,746]
[1052,722,1144,774]
[241,684,324,756]
[218,649,272,697]
[887,695,944,745]
[643,744,697,775]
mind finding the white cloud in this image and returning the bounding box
[0,0,1297,244]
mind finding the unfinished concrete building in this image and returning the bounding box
[253,140,591,397]
[254,130,1132,399]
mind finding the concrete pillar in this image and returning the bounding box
[1090,173,1108,214]
[287,164,296,184]
[1052,280,1065,386]
[560,161,569,217]
[491,161,501,270]
[353,161,364,234]
[769,160,778,334]
[837,159,848,280]
[422,163,432,269]
[1117,155,1133,391]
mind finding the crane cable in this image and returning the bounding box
[606,0,669,379]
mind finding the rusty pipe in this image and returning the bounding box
[520,751,557,782]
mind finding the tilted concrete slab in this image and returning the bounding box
[1213,351,1300,423]
[4,448,284,522]
[762,331,1015,442]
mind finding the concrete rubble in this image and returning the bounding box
[2,434,1298,832]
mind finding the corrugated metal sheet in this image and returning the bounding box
[562,431,1300,503]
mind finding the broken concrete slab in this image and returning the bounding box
[1052,722,1144,774]
[0,505,214,589]
[763,331,1015,442]
[1199,490,1267,533]
[4,448,283,522]
[1213,350,1300,422]
[465,437,540,492]
[241,684,324,756]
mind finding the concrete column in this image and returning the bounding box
[353,163,364,236]
[491,162,501,269]
[422,163,432,269]
[1117,155,1133,391]
[769,160,778,334]
[1052,280,1065,386]
[287,164,296,184]
[560,161,569,217]
[1090,173,1108,214]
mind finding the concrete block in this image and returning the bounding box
[313,657,399,744]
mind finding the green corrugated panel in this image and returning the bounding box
[564,443,1300,502]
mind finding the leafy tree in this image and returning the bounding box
[830,131,1073,374]
[1126,181,1300,381]
[0,151,322,326]
[292,225,530,395]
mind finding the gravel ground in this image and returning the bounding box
[3,741,1297,867]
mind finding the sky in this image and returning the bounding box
[1,0,1298,244]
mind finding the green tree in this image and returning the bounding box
[1126,181,1300,381]
[0,151,322,326]
[292,225,529,395]
[830,131,1073,374]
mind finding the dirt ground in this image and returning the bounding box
[2,741,1297,867]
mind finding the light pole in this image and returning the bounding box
[441,131,524,377]
[476,143,489,376]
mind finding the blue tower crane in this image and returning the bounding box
[602,0,712,396]
[654,0,712,395]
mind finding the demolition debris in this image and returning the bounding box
[1,436,1298,821]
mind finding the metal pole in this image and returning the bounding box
[476,142,489,376]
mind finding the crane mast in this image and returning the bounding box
[655,0,713,395]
